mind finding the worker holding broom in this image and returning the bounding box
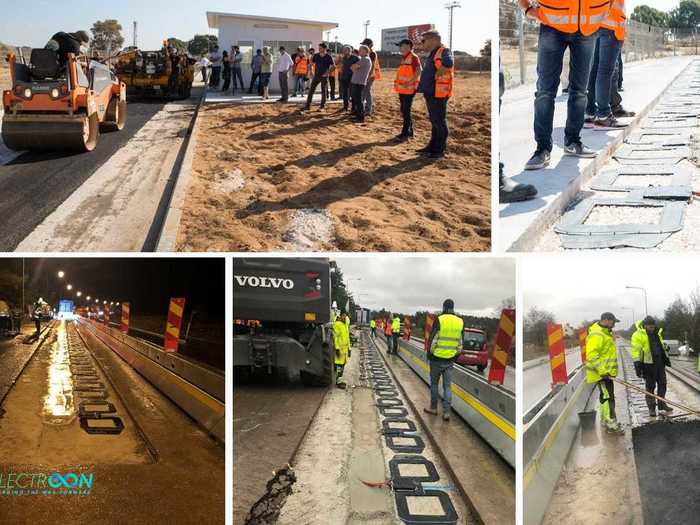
[631,316,673,417]
[585,312,624,433]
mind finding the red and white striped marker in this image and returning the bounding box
[164,298,186,353]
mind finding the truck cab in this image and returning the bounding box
[457,327,489,372]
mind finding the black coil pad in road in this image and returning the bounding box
[360,332,458,525]
[66,330,124,435]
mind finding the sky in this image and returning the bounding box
[0,0,492,55]
[334,257,515,317]
[522,255,700,328]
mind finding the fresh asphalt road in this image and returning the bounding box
[0,101,167,251]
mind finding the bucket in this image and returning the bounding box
[578,410,597,431]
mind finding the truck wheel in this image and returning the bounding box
[301,342,334,387]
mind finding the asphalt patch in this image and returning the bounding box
[0,101,167,250]
[632,420,700,523]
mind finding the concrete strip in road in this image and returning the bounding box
[156,93,205,251]
[14,99,197,252]
[376,336,515,524]
[499,56,694,252]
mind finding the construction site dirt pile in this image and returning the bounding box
[177,71,491,252]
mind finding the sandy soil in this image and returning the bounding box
[177,71,491,252]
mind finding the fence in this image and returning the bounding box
[500,0,700,88]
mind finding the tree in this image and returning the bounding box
[90,20,124,57]
[663,297,692,342]
[669,0,700,29]
[167,38,188,54]
[524,307,556,348]
[480,40,491,58]
[631,5,670,27]
[188,34,219,57]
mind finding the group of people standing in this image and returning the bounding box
[200,29,454,159]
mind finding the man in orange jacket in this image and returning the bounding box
[393,39,422,142]
[520,0,609,170]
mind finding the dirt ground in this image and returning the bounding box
[1,62,9,92]
[177,71,491,252]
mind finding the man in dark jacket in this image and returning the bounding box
[45,30,90,66]
[631,316,673,417]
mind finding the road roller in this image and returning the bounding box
[2,49,126,152]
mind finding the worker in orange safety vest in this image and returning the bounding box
[416,30,454,160]
[293,47,309,97]
[393,38,422,142]
[585,0,635,130]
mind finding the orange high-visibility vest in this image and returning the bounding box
[294,56,308,75]
[384,321,392,336]
[371,52,381,80]
[394,52,419,95]
[434,47,454,99]
[537,0,611,37]
[601,0,626,41]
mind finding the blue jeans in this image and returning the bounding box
[363,77,374,115]
[534,25,596,151]
[586,29,623,118]
[294,75,306,95]
[429,359,453,412]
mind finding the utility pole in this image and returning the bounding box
[445,1,462,51]
[364,20,371,40]
[133,21,138,48]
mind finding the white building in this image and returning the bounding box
[206,12,338,91]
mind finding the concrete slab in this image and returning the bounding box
[205,90,342,105]
[499,56,694,252]
[375,336,514,524]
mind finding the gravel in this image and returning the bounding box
[214,168,245,193]
[282,209,335,250]
[583,205,663,226]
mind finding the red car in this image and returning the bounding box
[457,328,489,372]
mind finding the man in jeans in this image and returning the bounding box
[349,45,373,122]
[276,46,293,103]
[231,46,244,94]
[585,1,635,129]
[303,43,335,111]
[520,0,610,170]
[248,49,263,94]
[423,299,463,422]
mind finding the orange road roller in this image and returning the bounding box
[2,49,126,152]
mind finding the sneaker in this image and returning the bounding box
[584,113,596,128]
[524,149,551,170]
[593,114,628,130]
[423,407,438,416]
[564,141,596,158]
[443,412,450,421]
[613,108,636,118]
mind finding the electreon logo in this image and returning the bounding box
[0,471,94,496]
[234,275,294,290]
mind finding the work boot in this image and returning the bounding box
[605,420,624,434]
[443,411,450,422]
[563,141,596,159]
[423,407,438,416]
[500,172,537,203]
[416,146,433,154]
[649,406,657,418]
[658,403,674,414]
[524,148,551,170]
[613,107,636,118]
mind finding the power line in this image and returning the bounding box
[445,1,462,50]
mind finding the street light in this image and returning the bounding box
[625,286,648,317]
[95,299,99,303]
[76,291,82,297]
[66,284,73,291]
[103,301,107,305]
[57,271,65,279]
[86,296,91,301]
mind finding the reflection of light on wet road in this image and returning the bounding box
[43,321,75,422]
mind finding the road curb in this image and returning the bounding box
[154,89,206,252]
[508,59,694,252]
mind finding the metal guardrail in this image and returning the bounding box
[77,318,225,443]
[499,0,697,88]
[523,364,594,525]
[374,333,515,468]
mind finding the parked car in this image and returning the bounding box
[457,327,489,372]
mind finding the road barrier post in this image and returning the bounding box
[488,308,515,385]
[121,303,130,334]
[547,323,568,385]
[578,328,587,364]
[104,305,110,326]
[164,298,186,353]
